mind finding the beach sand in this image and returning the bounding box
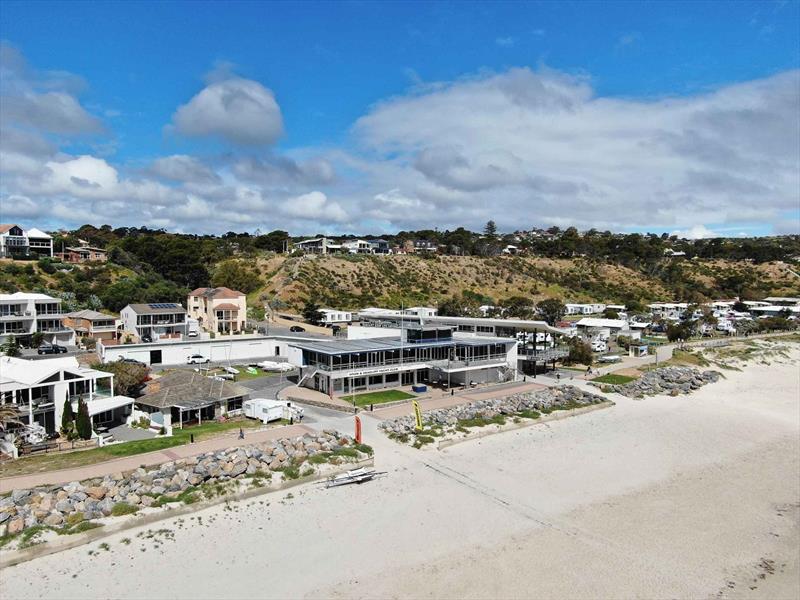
[2,350,798,600]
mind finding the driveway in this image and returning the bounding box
[240,373,296,398]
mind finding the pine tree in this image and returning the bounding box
[484,220,497,238]
[76,399,92,440]
[61,398,75,436]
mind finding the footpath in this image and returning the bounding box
[0,424,315,491]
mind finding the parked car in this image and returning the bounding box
[37,343,67,355]
[187,330,199,338]
[117,356,145,365]
[187,354,210,364]
[141,335,153,343]
[289,325,305,332]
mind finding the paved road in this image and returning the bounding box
[20,347,83,360]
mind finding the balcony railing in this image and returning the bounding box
[517,347,570,361]
[428,353,509,370]
[313,356,427,372]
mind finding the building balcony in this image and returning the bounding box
[0,312,34,321]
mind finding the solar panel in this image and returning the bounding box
[148,303,179,309]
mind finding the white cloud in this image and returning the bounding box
[670,224,720,239]
[282,191,348,222]
[495,36,515,47]
[170,77,284,145]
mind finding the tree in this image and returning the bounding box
[75,399,92,440]
[61,398,75,437]
[211,260,263,294]
[93,362,149,396]
[732,301,749,313]
[31,332,45,348]
[302,299,323,325]
[0,404,23,432]
[566,338,593,366]
[1,337,21,357]
[603,308,619,319]
[501,296,535,319]
[536,299,566,325]
[484,220,497,238]
[666,322,693,342]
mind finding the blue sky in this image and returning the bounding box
[1,1,798,237]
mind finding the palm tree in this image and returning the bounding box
[0,404,24,432]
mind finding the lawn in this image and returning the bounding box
[0,419,261,479]
[591,373,637,385]
[345,390,415,407]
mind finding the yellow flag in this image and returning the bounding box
[412,400,423,431]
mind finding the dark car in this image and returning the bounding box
[289,325,305,333]
[38,343,67,355]
[117,356,145,365]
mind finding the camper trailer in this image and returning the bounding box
[243,398,303,424]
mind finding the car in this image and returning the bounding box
[187,330,199,338]
[117,356,145,365]
[141,335,153,343]
[187,354,210,364]
[37,343,67,355]
[289,325,305,332]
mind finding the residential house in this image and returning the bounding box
[134,370,250,432]
[59,246,108,263]
[369,239,391,254]
[342,239,374,254]
[413,239,438,253]
[574,317,629,339]
[293,237,342,254]
[318,309,352,325]
[763,297,800,307]
[63,309,119,343]
[0,355,133,435]
[564,303,606,315]
[187,287,247,333]
[0,224,53,258]
[648,302,689,321]
[121,303,187,342]
[0,292,75,345]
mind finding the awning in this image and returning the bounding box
[73,395,134,416]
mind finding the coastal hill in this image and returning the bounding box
[251,253,799,312]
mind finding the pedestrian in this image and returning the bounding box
[556,372,561,381]
[238,427,244,439]
[586,365,591,374]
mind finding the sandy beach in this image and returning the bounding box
[2,349,798,600]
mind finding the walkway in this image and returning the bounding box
[0,424,316,491]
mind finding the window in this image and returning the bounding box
[227,397,243,412]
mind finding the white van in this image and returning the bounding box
[243,399,303,424]
[591,340,608,353]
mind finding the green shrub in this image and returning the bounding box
[111,502,139,516]
[353,443,373,455]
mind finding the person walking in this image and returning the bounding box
[238,428,244,440]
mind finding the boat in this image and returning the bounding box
[325,467,382,488]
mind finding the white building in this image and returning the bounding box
[293,237,342,254]
[318,309,352,325]
[763,297,800,307]
[0,292,75,345]
[574,317,629,339]
[0,224,53,258]
[120,303,188,342]
[648,302,689,321]
[564,303,606,315]
[405,306,438,318]
[342,239,373,254]
[0,355,133,436]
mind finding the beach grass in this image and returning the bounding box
[592,373,637,385]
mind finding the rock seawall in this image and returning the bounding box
[0,430,368,537]
[599,367,721,398]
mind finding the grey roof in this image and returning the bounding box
[135,370,249,410]
[66,309,116,321]
[126,303,186,315]
[289,335,513,356]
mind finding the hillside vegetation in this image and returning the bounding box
[253,254,799,312]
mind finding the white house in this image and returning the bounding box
[293,237,342,254]
[648,302,689,321]
[0,224,53,258]
[0,355,133,436]
[574,317,629,339]
[763,297,800,307]
[121,303,188,342]
[565,303,606,315]
[342,239,374,254]
[318,309,352,325]
[0,292,75,345]
[405,306,438,318]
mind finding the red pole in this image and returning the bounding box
[355,415,362,444]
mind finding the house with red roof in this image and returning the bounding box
[187,287,247,334]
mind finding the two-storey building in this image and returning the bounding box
[0,224,53,258]
[63,309,119,343]
[0,292,75,345]
[121,303,187,342]
[187,287,247,333]
[290,325,518,397]
[0,355,133,435]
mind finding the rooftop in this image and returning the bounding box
[136,370,250,410]
[575,318,628,328]
[0,292,60,302]
[0,356,109,387]
[126,303,186,314]
[65,309,116,321]
[289,333,514,356]
[188,286,245,299]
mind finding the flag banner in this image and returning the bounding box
[412,400,423,431]
[355,415,362,443]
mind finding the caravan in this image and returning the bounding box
[243,398,303,424]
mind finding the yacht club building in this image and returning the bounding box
[290,325,519,396]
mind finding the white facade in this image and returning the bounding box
[318,309,352,324]
[0,356,132,435]
[98,335,313,366]
[0,292,75,345]
[293,237,342,254]
[0,224,53,258]
[342,239,373,254]
[648,302,689,320]
[565,303,606,315]
[121,303,188,341]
